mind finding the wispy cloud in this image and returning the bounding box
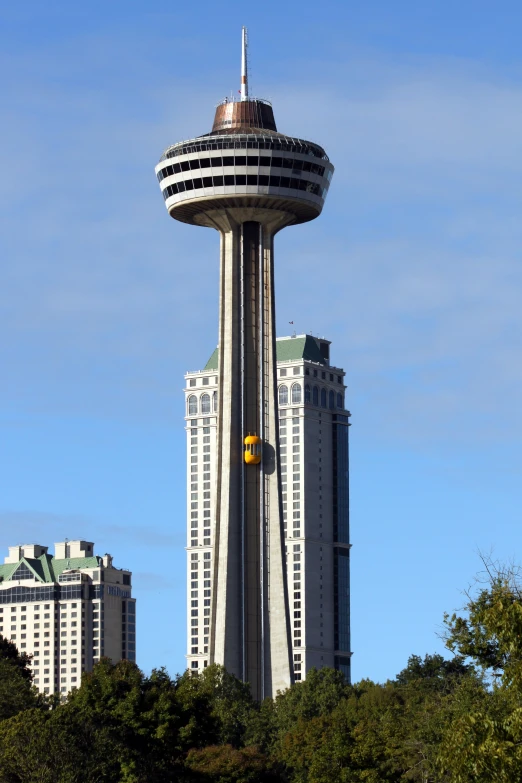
[0,40,520,449]
[0,512,183,551]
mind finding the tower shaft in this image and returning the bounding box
[156,28,334,698]
[207,209,293,699]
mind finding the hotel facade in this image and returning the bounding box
[0,540,135,695]
[184,334,351,684]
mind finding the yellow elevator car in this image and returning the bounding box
[244,434,262,464]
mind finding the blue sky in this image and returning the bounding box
[1,0,521,683]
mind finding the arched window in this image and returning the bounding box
[213,391,218,412]
[279,385,288,406]
[329,390,335,409]
[291,383,302,404]
[188,395,197,416]
[337,392,343,409]
[305,384,311,403]
[320,388,327,408]
[201,393,210,414]
[313,386,319,406]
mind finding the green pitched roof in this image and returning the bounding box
[275,335,326,364]
[203,335,326,372]
[0,562,20,582]
[50,556,101,581]
[204,347,218,371]
[0,554,102,584]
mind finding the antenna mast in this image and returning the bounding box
[241,26,248,101]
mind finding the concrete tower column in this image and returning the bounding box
[197,208,293,699]
[155,29,334,698]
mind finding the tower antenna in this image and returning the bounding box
[241,26,248,101]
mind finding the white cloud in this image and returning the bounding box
[0,41,520,448]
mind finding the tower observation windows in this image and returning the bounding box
[279,385,288,406]
[162,176,325,201]
[201,394,211,414]
[188,396,197,416]
[160,135,330,163]
[157,154,327,181]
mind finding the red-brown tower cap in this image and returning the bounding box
[211,98,277,134]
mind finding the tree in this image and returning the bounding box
[65,658,185,782]
[444,556,522,687]
[176,665,256,750]
[0,636,33,682]
[396,653,473,694]
[437,557,522,782]
[0,635,39,721]
[185,744,278,782]
[266,667,348,749]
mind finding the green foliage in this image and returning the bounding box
[438,557,522,781]
[0,634,40,721]
[185,745,278,782]
[0,636,33,682]
[1,558,521,783]
[396,653,473,693]
[268,666,348,746]
[176,663,255,748]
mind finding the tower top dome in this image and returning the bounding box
[211,26,278,135]
[155,28,334,227]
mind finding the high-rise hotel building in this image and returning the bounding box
[0,540,135,695]
[184,334,351,683]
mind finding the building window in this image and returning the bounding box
[188,395,198,416]
[11,563,34,580]
[329,390,335,409]
[320,388,327,408]
[291,384,302,404]
[279,385,288,406]
[337,392,343,409]
[304,384,311,403]
[312,386,319,406]
[213,391,218,412]
[334,548,351,654]
[280,368,287,377]
[201,394,210,414]
[293,367,300,375]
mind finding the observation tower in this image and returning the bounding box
[155,28,334,699]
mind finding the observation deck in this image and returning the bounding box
[155,98,334,227]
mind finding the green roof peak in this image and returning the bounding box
[202,334,330,372]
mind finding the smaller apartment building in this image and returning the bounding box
[0,540,135,696]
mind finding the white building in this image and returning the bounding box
[184,334,351,683]
[0,540,135,695]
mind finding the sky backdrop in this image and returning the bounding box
[1,0,521,683]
